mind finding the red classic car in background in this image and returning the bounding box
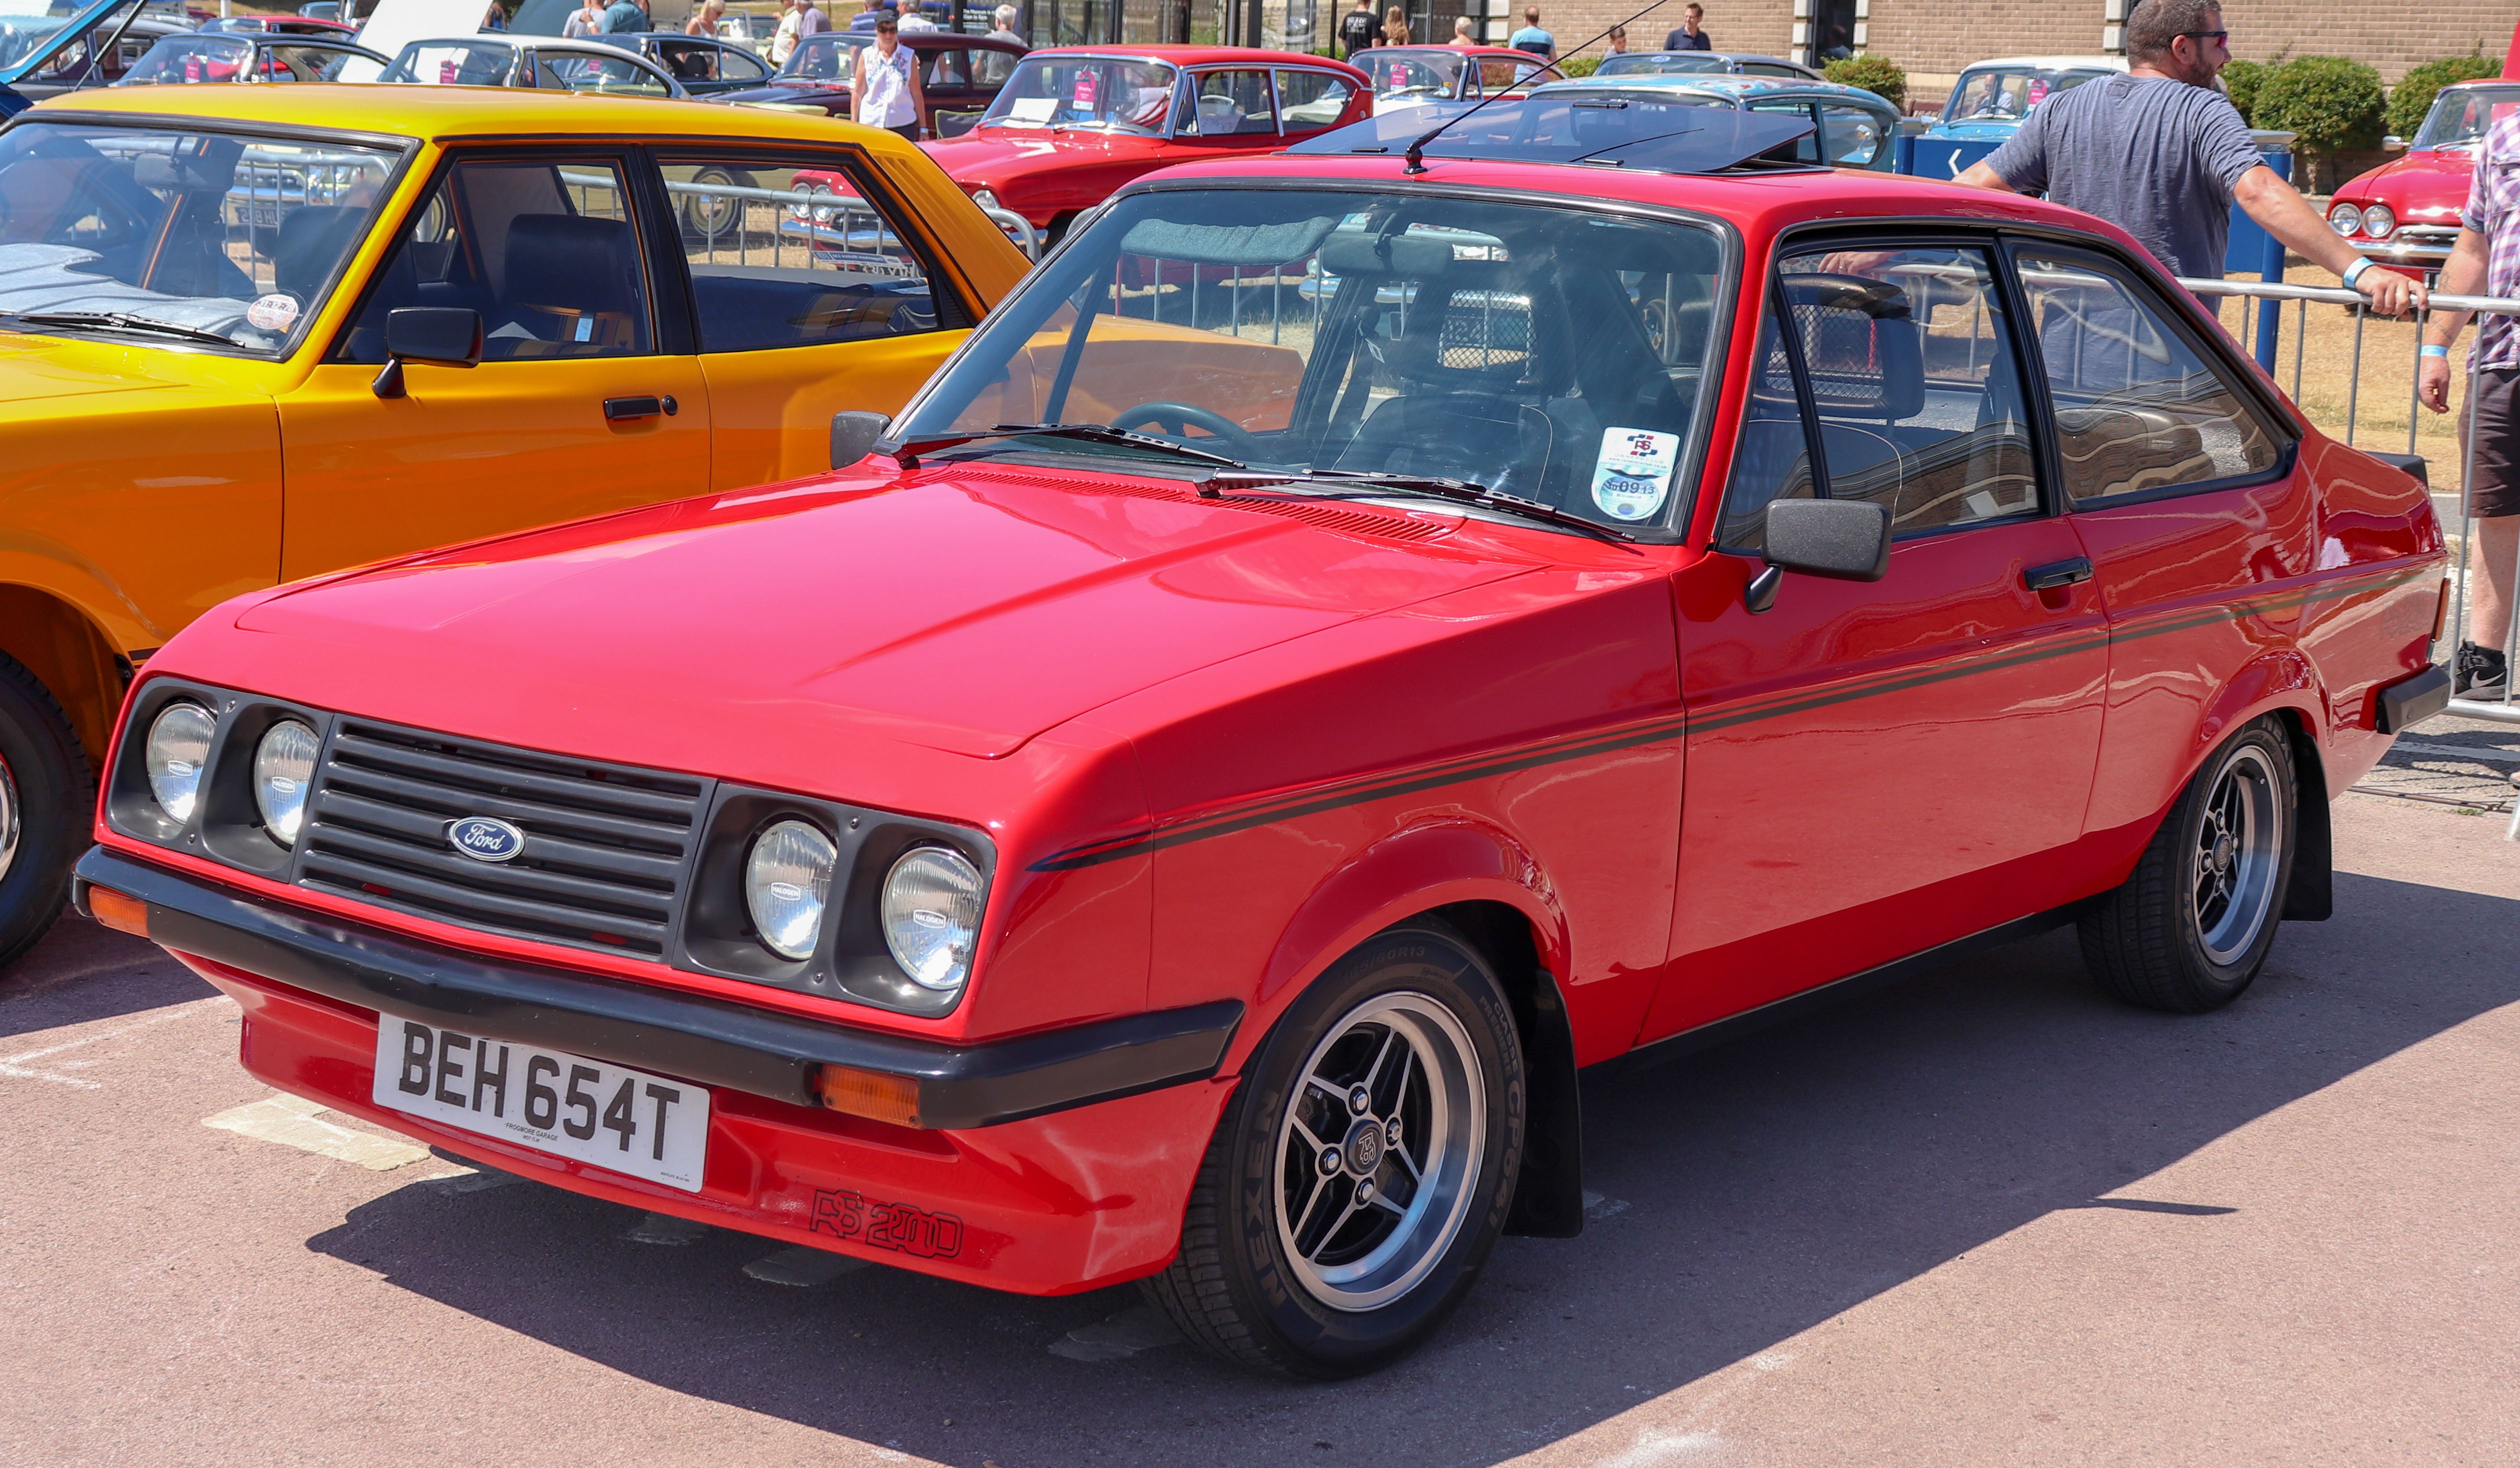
[919,45,1372,241]
[78,97,2448,1380]
[2329,78,2520,270]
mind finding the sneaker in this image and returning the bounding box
[2456,642,2510,699]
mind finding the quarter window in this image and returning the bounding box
[1722,244,2038,546]
[1274,69,1353,132]
[2013,246,2285,504]
[334,156,654,363]
[658,155,938,353]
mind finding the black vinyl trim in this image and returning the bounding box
[74,846,1239,1130]
[2374,662,2452,734]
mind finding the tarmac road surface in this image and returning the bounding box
[3,794,2514,1467]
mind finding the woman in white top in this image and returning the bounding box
[562,0,605,36]
[850,15,924,139]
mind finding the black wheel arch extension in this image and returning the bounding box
[2276,711,2332,923]
[1432,901,1585,1239]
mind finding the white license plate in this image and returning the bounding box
[370,1013,710,1192]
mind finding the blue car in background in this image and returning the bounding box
[1532,72,1902,170]
[1918,54,2123,142]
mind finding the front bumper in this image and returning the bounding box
[77,846,1240,1294]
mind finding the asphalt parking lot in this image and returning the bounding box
[4,793,2514,1468]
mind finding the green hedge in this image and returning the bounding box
[1823,53,1905,108]
[2252,54,2386,182]
[2221,58,2268,126]
[2387,53,2499,140]
[1556,55,1598,77]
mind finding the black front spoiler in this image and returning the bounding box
[74,846,1240,1130]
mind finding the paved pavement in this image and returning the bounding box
[3,795,2514,1468]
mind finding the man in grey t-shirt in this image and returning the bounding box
[1956,0,2421,314]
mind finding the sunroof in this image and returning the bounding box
[1286,96,1818,174]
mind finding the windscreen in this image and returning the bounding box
[113,33,252,83]
[1942,65,2108,121]
[2412,84,2520,150]
[780,31,869,79]
[1596,52,1727,76]
[0,120,400,355]
[893,187,1726,533]
[1369,47,1463,100]
[976,53,1176,131]
[382,37,518,83]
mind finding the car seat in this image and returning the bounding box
[270,203,362,304]
[494,212,642,354]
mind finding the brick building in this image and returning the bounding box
[1415,0,2519,101]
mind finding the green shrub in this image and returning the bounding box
[1556,55,1599,77]
[2221,58,2267,126]
[1823,53,1905,108]
[2254,55,2386,187]
[2387,53,2498,140]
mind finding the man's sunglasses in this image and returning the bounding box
[2182,28,2230,42]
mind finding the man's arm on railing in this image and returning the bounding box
[2418,227,2489,416]
[2232,164,2427,318]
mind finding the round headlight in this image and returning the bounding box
[2328,202,2362,236]
[2362,203,2396,240]
[881,846,982,992]
[786,184,814,222]
[252,720,319,845]
[746,819,837,961]
[144,702,216,823]
[969,186,1000,211]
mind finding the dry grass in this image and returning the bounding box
[2206,265,2477,500]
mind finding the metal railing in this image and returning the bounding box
[2179,274,2520,750]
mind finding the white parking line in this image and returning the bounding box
[202,1092,432,1171]
[0,1000,223,1089]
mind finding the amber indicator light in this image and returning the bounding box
[816,1063,922,1128]
[88,886,150,938]
[2432,579,2452,643]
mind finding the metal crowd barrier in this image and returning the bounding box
[2178,274,2520,746]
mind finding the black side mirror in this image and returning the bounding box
[1744,498,1892,612]
[830,410,890,470]
[372,307,482,398]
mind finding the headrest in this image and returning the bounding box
[504,212,640,316]
[271,204,360,300]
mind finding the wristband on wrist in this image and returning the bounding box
[2421,343,2452,358]
[2342,255,2373,288]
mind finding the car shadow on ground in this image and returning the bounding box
[0,919,212,1041]
[304,870,2520,1467]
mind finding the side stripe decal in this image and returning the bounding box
[1026,561,2436,873]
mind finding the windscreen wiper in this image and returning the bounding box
[10,309,242,348]
[885,422,1248,470]
[1205,468,1640,543]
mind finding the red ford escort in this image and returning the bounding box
[76,99,2450,1378]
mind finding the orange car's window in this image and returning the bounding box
[334,156,655,364]
[656,154,938,353]
[2014,246,2284,505]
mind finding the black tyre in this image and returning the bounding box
[2079,717,2297,1013]
[0,653,92,972]
[1141,922,1524,1378]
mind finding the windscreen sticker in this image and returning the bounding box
[1072,70,1098,108]
[1590,427,1679,522]
[1009,95,1057,122]
[244,293,299,332]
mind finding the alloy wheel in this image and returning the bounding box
[2192,743,2282,966]
[1274,991,1484,1313]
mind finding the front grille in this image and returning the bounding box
[296,721,710,958]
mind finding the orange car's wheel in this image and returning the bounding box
[1141,921,1524,1378]
[0,653,90,972]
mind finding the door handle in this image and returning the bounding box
[2023,557,2094,592]
[602,394,678,421]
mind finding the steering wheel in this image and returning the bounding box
[1108,401,1263,459]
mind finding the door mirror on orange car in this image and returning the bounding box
[1744,498,1892,612]
[372,307,483,399]
[830,410,890,470]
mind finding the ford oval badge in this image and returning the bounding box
[447,816,526,863]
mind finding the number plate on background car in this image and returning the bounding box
[369,1014,710,1192]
